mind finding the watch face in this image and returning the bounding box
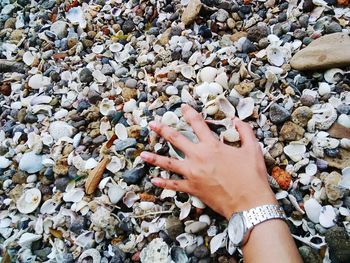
[228,213,245,246]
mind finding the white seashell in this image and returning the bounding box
[54,108,68,119]
[215,94,236,118]
[199,67,218,83]
[275,191,288,200]
[76,231,94,248]
[78,249,101,263]
[194,82,223,100]
[176,233,196,248]
[266,46,284,66]
[100,118,111,136]
[123,191,140,208]
[284,143,306,162]
[63,188,84,203]
[100,98,115,116]
[106,156,123,173]
[299,173,313,185]
[288,194,305,214]
[140,238,169,262]
[339,207,350,216]
[337,114,350,128]
[340,138,350,149]
[108,183,126,204]
[66,7,87,29]
[161,111,179,126]
[18,233,42,248]
[305,163,317,176]
[28,74,49,90]
[319,205,336,228]
[109,43,123,52]
[324,68,344,84]
[93,70,107,83]
[205,99,219,115]
[19,151,43,173]
[115,123,128,140]
[31,95,52,105]
[237,97,254,120]
[40,199,59,214]
[181,65,195,79]
[318,82,331,96]
[175,198,191,220]
[85,158,98,170]
[49,121,74,141]
[165,85,178,95]
[340,167,350,190]
[191,196,206,209]
[304,198,322,223]
[23,51,35,66]
[17,188,42,214]
[311,103,337,130]
[139,201,155,210]
[215,72,228,89]
[199,214,211,225]
[123,99,137,113]
[210,232,226,254]
[0,156,11,169]
[160,189,176,199]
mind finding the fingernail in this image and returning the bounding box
[140,151,151,160]
[149,121,157,129]
[151,177,163,186]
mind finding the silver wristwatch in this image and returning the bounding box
[227,204,286,247]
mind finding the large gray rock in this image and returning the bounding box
[291,33,350,70]
[325,226,350,263]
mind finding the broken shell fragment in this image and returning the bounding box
[17,188,42,214]
[324,68,344,84]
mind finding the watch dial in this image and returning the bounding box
[228,214,245,245]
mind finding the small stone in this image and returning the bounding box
[122,166,146,184]
[12,172,27,184]
[291,106,313,127]
[79,68,93,83]
[171,247,188,263]
[19,152,43,174]
[327,123,350,139]
[234,81,255,96]
[67,37,78,49]
[300,94,316,107]
[198,26,212,39]
[241,39,257,53]
[216,9,229,22]
[298,246,322,263]
[325,22,342,34]
[291,33,350,70]
[303,0,315,12]
[122,20,135,34]
[165,216,184,240]
[325,227,350,263]
[193,245,209,259]
[280,122,305,141]
[247,25,269,43]
[4,18,16,29]
[184,221,208,234]
[230,32,247,42]
[55,177,70,192]
[181,0,202,26]
[125,78,137,89]
[269,104,291,124]
[10,29,24,43]
[24,113,38,124]
[324,148,350,169]
[50,21,68,39]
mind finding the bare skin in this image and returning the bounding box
[140,104,302,263]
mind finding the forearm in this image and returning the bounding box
[242,219,302,263]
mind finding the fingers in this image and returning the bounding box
[140,151,187,175]
[149,121,193,155]
[151,177,191,193]
[181,104,215,142]
[233,118,257,148]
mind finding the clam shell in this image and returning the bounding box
[18,233,42,248]
[318,82,331,96]
[236,97,254,120]
[181,65,195,79]
[176,233,196,248]
[324,68,344,84]
[66,7,87,29]
[76,231,94,248]
[340,138,350,149]
[115,123,128,140]
[49,121,74,140]
[123,191,140,208]
[266,46,284,66]
[23,51,35,66]
[108,183,126,204]
[304,198,322,223]
[194,82,223,99]
[85,158,98,170]
[109,43,123,53]
[210,232,226,254]
[319,205,336,228]
[106,156,123,173]
[28,74,49,90]
[284,143,306,162]
[340,167,350,190]
[16,188,42,214]
[311,103,337,130]
[78,249,101,263]
[337,114,350,128]
[199,67,218,83]
[63,188,84,203]
[123,99,137,112]
[40,199,59,214]
[215,94,236,118]
[215,72,228,89]
[100,98,115,116]
[0,156,12,169]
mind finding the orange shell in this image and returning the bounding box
[271,166,292,190]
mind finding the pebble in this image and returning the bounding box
[247,25,269,43]
[79,68,93,83]
[234,82,255,96]
[325,227,350,263]
[269,104,291,124]
[193,245,209,259]
[125,78,137,89]
[50,21,68,39]
[291,106,313,127]
[298,246,323,263]
[122,166,147,184]
[19,152,43,174]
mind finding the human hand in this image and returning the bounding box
[140,104,277,219]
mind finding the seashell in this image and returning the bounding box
[109,43,123,52]
[123,99,137,113]
[0,156,11,169]
[19,151,43,173]
[49,121,74,140]
[18,233,42,248]
[160,189,176,199]
[140,238,169,262]
[66,6,87,29]
[165,85,178,95]
[181,65,195,79]
[199,67,218,83]
[318,82,331,96]
[304,198,322,223]
[275,191,288,200]
[266,45,284,66]
[199,214,211,225]
[215,94,236,118]
[76,231,94,248]
[123,191,140,208]
[191,196,206,209]
[210,232,226,254]
[100,98,115,116]
[305,163,317,176]
[236,97,254,120]
[40,199,59,214]
[176,233,196,248]
[63,188,84,203]
[319,205,336,228]
[93,70,107,83]
[100,118,111,136]
[161,111,180,126]
[337,114,350,128]
[215,72,228,89]
[204,99,219,115]
[106,156,123,173]
[175,198,191,220]
[284,143,306,162]
[108,183,126,204]
[78,248,101,263]
[311,103,337,130]
[139,201,155,210]
[17,188,42,214]
[340,138,350,149]
[85,158,98,170]
[324,68,344,84]
[271,167,292,190]
[23,51,35,66]
[299,173,313,185]
[169,131,199,160]
[115,123,128,140]
[30,95,52,105]
[339,167,350,190]
[339,207,350,216]
[194,82,223,100]
[28,74,50,90]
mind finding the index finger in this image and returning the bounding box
[181,104,216,142]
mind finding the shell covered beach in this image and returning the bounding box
[1,0,350,262]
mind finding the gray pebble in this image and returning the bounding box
[79,68,93,83]
[193,245,209,259]
[125,78,137,88]
[122,166,147,184]
[269,104,291,124]
[115,138,137,151]
[325,22,342,34]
